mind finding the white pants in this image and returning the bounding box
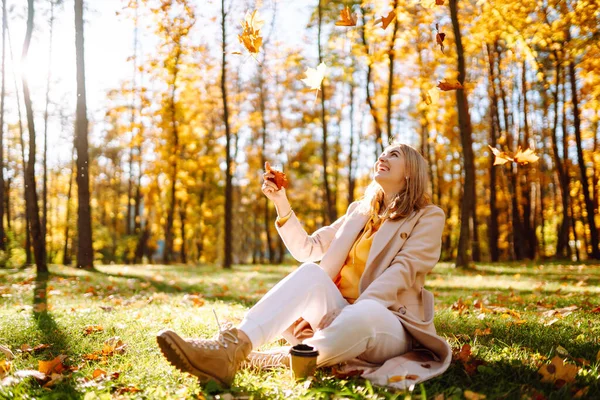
[238,262,411,366]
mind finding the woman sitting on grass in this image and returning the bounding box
[157,143,451,388]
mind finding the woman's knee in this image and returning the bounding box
[341,299,394,327]
[295,262,326,278]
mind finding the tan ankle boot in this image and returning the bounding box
[157,327,251,387]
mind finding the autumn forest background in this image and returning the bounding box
[0,0,599,273]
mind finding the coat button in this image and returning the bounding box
[400,232,408,239]
[399,306,407,315]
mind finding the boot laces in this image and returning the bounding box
[190,309,239,350]
[243,351,289,370]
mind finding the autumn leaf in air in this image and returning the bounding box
[437,79,463,91]
[435,24,446,53]
[381,11,396,30]
[238,10,264,55]
[265,161,289,190]
[302,62,328,105]
[488,146,513,165]
[513,147,539,165]
[425,87,440,105]
[335,6,357,27]
[436,0,445,4]
[420,0,437,9]
[538,356,578,386]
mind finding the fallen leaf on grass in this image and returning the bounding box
[83,325,104,335]
[464,391,486,400]
[103,337,127,355]
[335,6,357,27]
[574,387,589,398]
[115,385,142,394]
[590,306,600,313]
[437,79,463,91]
[184,294,205,307]
[39,355,67,375]
[474,327,491,336]
[538,356,578,386]
[0,360,11,378]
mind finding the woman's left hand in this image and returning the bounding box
[318,308,343,330]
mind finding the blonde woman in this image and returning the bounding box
[157,143,451,389]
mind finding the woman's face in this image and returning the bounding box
[374,146,406,191]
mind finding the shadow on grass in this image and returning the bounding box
[32,272,81,397]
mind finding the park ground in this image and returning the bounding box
[0,261,599,399]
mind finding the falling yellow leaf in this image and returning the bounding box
[488,145,513,165]
[425,87,440,105]
[38,355,67,375]
[238,10,263,55]
[464,391,486,400]
[301,62,328,90]
[381,11,396,30]
[538,356,578,385]
[420,0,437,8]
[513,147,539,165]
[335,6,357,27]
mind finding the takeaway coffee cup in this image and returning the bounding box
[289,344,319,380]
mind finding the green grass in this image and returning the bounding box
[0,262,599,399]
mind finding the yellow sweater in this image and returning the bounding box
[334,212,383,303]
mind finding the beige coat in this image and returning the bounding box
[275,201,451,389]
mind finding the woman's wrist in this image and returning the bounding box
[274,201,292,218]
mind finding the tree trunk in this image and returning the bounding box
[449,0,475,268]
[347,83,356,206]
[258,68,274,263]
[179,201,186,263]
[74,0,94,270]
[549,52,569,258]
[386,0,399,145]
[163,50,181,264]
[568,61,599,259]
[221,0,233,268]
[0,0,6,251]
[520,60,535,259]
[360,5,384,154]
[317,0,335,224]
[22,0,46,274]
[4,177,10,230]
[63,157,74,265]
[485,43,499,261]
[41,0,55,264]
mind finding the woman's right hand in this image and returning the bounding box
[262,171,288,204]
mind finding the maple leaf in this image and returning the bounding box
[83,325,104,335]
[513,147,539,165]
[437,79,463,91]
[103,337,127,355]
[301,62,328,90]
[436,0,445,4]
[435,24,446,53]
[381,11,396,30]
[488,145,513,165]
[335,6,357,27]
[538,356,578,386]
[265,161,289,190]
[238,10,264,55]
[38,355,67,375]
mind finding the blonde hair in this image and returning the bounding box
[357,143,431,220]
